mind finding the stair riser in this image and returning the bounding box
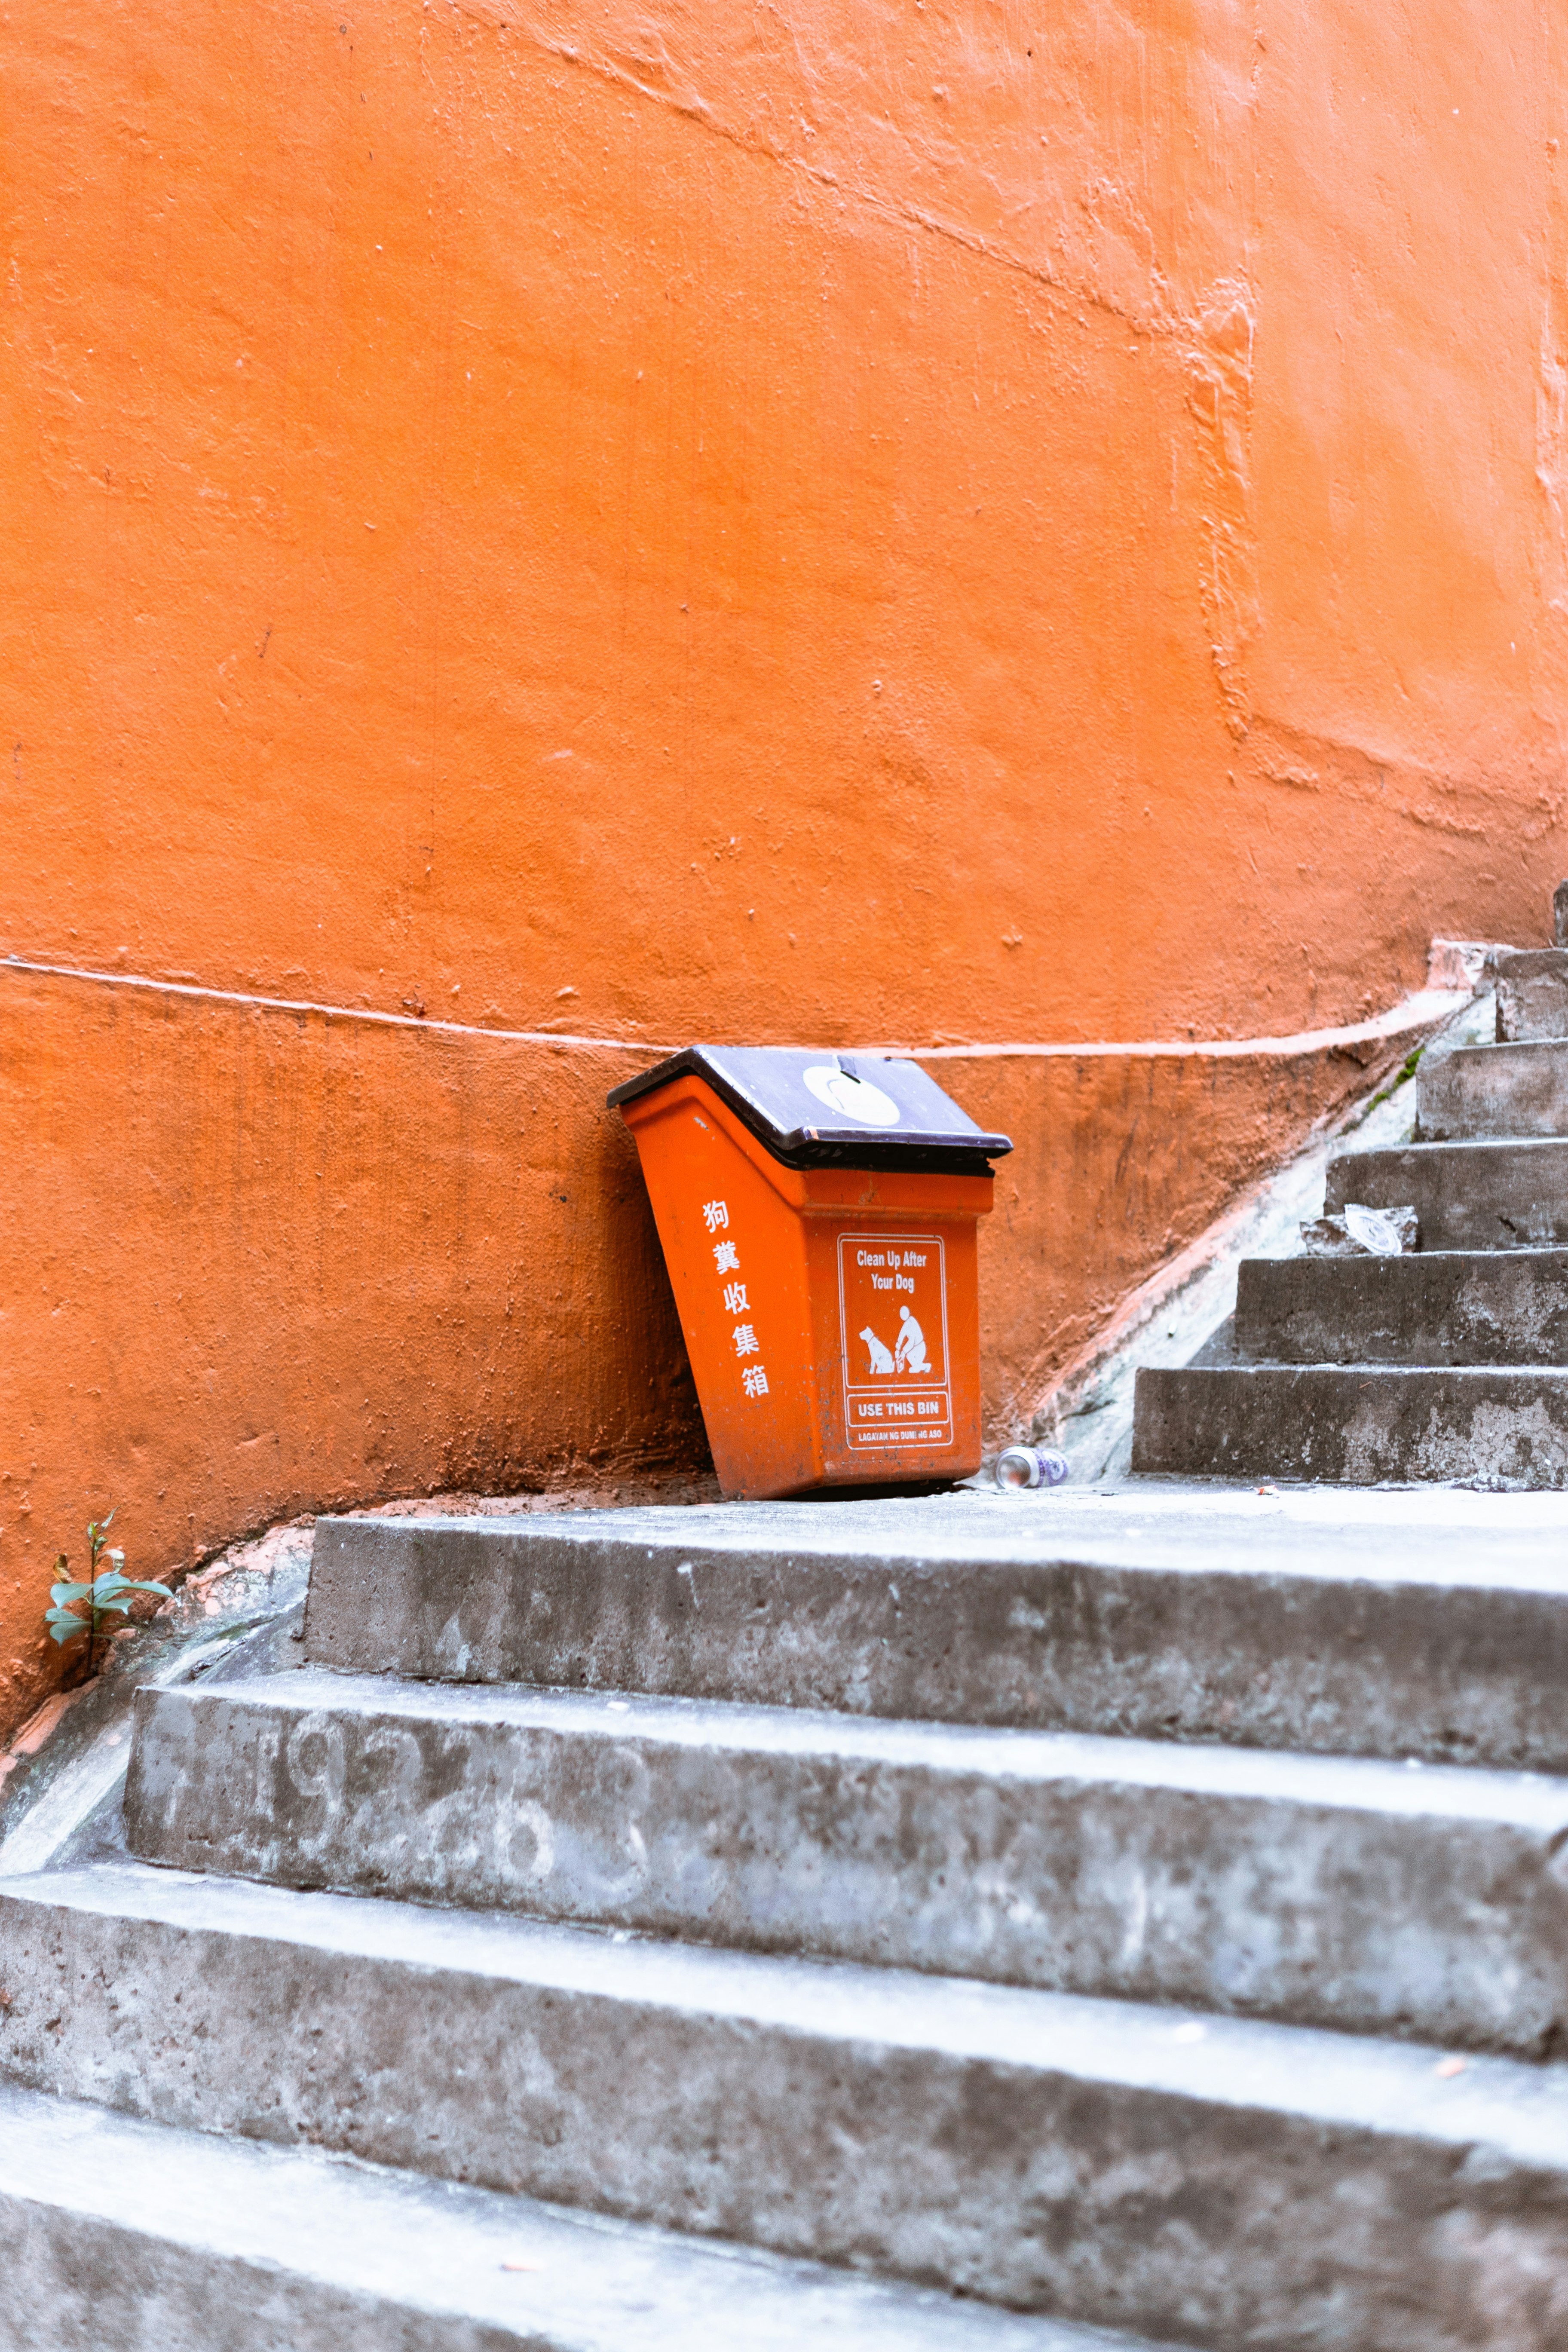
[1235,1252,1568,1365]
[2,1887,1565,2352]
[1135,1365,1568,1488]
[1418,1043,1568,1140]
[1325,1139,1568,1250]
[126,1684,1568,2054]
[1494,952,1568,1044]
[0,2207,486,2352]
[0,2082,1086,2352]
[303,1518,1568,1771]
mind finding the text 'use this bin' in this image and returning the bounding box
[609,1047,1013,1500]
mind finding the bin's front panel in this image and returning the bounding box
[805,1207,985,1484]
[835,1231,955,1455]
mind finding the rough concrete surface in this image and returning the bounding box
[1133,1366,1568,1488]
[1235,1250,1568,1366]
[1495,951,1568,1043]
[0,1517,315,1845]
[1418,1040,1568,1139]
[0,2086,1126,2352]
[3,1864,1568,2350]
[1324,1137,1568,1249]
[303,1497,1568,1767]
[1026,988,1484,1482]
[1136,981,1568,1488]
[15,1486,1568,2348]
[126,1669,1568,2052]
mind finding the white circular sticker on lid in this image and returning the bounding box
[802,1063,902,1127]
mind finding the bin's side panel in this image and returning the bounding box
[804,1206,985,1484]
[620,1084,821,1498]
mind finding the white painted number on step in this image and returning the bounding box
[702,1198,729,1232]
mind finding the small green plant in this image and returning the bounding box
[1366,1045,1424,1115]
[46,1510,172,1679]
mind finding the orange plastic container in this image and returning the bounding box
[609,1047,1012,1499]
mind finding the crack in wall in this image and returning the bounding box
[1182,286,1259,741]
[442,0,1265,745]
[448,0,1226,342]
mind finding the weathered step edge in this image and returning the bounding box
[4,1865,1568,2352]
[1325,1136,1568,1250]
[1133,1364,1568,1489]
[1234,1249,1568,1367]
[0,2084,1116,2352]
[1417,1039,1568,1142]
[126,1671,1568,2056]
[305,1511,1568,1771]
[1495,950,1568,1044]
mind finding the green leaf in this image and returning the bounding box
[45,1609,89,1645]
[50,1582,93,1608]
[91,1573,172,1605]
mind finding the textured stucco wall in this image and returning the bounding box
[1,0,1565,1727]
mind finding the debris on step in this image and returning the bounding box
[1299,1203,1419,1256]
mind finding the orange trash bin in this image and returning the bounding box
[609,1047,1012,1500]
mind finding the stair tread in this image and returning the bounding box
[173,1666,1568,1832]
[1155,1361,1568,1378]
[11,1861,1568,2164]
[313,1489,1568,1594]
[0,2082,1135,2352]
[1332,1133,1568,1163]
[294,1494,1568,1767]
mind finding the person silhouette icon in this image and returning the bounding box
[894,1303,931,1375]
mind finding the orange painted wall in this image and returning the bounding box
[2,0,1566,1728]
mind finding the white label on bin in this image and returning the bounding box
[837,1234,953,1451]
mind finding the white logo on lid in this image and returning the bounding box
[802,1063,901,1127]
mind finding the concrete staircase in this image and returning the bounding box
[1133,949,1568,1485]
[3,1493,1568,2348]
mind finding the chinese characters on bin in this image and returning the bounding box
[703,1199,769,1398]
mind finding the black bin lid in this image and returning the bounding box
[608,1046,1012,1174]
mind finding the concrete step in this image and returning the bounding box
[1323,1136,1568,1250]
[124,1668,1568,2053]
[4,1862,1568,2350]
[1418,1040,1568,1140]
[1234,1248,1568,1365]
[1494,949,1568,1043]
[1133,1364,1568,1487]
[301,1499,1568,1770]
[0,2083,1111,2352]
